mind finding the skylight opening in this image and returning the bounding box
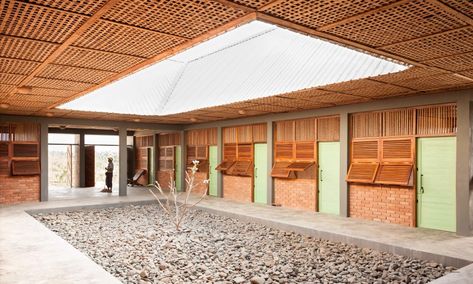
[59,20,409,116]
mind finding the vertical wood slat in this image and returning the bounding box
[186,128,218,146]
[158,133,181,146]
[416,104,456,136]
[252,123,267,143]
[295,118,315,141]
[382,108,415,137]
[351,112,381,139]
[317,116,340,141]
[275,120,295,142]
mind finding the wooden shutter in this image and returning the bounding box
[295,142,315,160]
[196,146,207,159]
[237,144,252,160]
[215,160,235,171]
[287,161,314,171]
[271,161,295,178]
[346,163,379,183]
[11,160,40,175]
[187,145,196,160]
[352,140,378,161]
[381,138,413,161]
[160,146,175,171]
[374,164,413,186]
[275,143,293,160]
[227,161,253,176]
[12,143,38,158]
[224,144,237,161]
[0,142,8,157]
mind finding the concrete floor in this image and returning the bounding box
[1,188,473,283]
[48,185,153,201]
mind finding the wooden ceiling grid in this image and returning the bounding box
[0,0,472,123]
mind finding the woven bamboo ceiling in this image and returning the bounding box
[0,0,472,124]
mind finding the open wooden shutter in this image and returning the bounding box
[287,161,314,171]
[374,164,413,186]
[346,163,379,183]
[227,160,253,176]
[11,160,40,175]
[215,160,235,171]
[271,161,296,178]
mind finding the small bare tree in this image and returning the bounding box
[148,160,208,231]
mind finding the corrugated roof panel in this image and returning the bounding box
[60,59,185,115]
[59,20,409,116]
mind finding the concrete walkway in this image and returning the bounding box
[1,188,473,283]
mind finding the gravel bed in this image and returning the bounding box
[33,205,455,284]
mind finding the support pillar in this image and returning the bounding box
[456,95,471,235]
[180,130,186,192]
[118,127,127,196]
[339,112,349,217]
[217,127,223,198]
[266,121,274,205]
[40,122,48,202]
[79,132,85,187]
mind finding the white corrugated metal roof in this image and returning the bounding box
[60,20,409,116]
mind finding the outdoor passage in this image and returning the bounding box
[1,0,473,283]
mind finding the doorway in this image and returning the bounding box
[417,137,456,232]
[318,142,340,215]
[253,143,268,204]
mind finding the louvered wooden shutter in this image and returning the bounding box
[215,160,235,171]
[0,142,8,157]
[227,161,253,176]
[374,164,413,186]
[381,138,413,161]
[287,162,314,171]
[11,160,40,175]
[237,144,252,161]
[271,162,295,178]
[346,163,379,183]
[0,160,9,175]
[224,144,237,161]
[294,142,315,160]
[352,140,378,161]
[275,143,293,160]
[12,143,38,158]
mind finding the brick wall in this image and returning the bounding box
[349,184,415,227]
[0,175,40,204]
[190,171,208,196]
[157,170,173,190]
[223,175,252,203]
[274,178,317,211]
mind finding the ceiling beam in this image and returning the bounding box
[258,0,286,11]
[208,0,255,13]
[4,0,123,99]
[318,0,412,31]
[47,12,258,110]
[256,12,421,67]
[426,0,473,26]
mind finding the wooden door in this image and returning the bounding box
[209,146,218,196]
[253,144,268,204]
[417,137,456,232]
[318,142,340,214]
[84,145,95,187]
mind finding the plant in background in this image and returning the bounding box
[148,160,208,231]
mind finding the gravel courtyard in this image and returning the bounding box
[34,205,455,284]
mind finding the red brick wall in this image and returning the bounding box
[190,171,208,196]
[274,178,317,211]
[349,184,415,227]
[0,175,40,204]
[223,175,252,203]
[157,170,173,190]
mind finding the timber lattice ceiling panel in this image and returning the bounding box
[0,0,472,123]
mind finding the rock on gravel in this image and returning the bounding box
[33,205,455,284]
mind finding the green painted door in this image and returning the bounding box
[254,144,268,204]
[417,137,456,232]
[209,146,218,196]
[175,146,182,192]
[318,142,340,215]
